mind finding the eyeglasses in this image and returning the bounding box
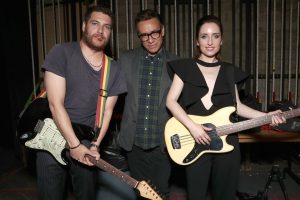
[138,29,161,42]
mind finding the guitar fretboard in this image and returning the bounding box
[85,154,138,188]
[216,108,300,136]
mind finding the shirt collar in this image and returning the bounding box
[142,47,164,60]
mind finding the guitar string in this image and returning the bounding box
[32,121,161,194]
[171,108,300,147]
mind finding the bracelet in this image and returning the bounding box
[70,142,81,150]
[90,143,99,149]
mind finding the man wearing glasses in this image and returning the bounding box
[117,9,178,199]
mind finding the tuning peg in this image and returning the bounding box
[145,180,167,200]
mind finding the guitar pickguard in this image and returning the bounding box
[165,106,300,165]
[183,124,223,164]
[25,118,67,165]
[18,97,164,199]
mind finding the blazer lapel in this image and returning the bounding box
[132,50,141,105]
[159,50,170,104]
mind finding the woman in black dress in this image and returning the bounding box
[166,15,285,200]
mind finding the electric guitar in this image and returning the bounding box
[164,106,300,166]
[17,98,163,200]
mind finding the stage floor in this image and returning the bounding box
[1,142,300,200]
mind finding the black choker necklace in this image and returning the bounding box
[196,59,221,67]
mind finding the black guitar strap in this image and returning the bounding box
[225,64,239,122]
[225,65,237,107]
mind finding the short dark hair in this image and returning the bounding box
[84,5,113,26]
[135,9,163,27]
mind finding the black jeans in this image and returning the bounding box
[36,141,96,200]
[186,135,241,200]
[127,145,171,199]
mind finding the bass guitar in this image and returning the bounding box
[164,106,300,166]
[18,98,163,200]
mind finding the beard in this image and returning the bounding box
[82,29,108,51]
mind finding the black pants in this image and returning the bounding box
[36,142,96,200]
[127,146,171,199]
[186,135,241,200]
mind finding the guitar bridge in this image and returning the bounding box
[171,134,181,149]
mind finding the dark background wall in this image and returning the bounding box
[1,0,299,150]
[1,1,34,149]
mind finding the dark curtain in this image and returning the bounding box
[0,1,34,148]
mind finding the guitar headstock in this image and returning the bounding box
[136,180,163,200]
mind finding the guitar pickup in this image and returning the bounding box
[171,134,181,149]
[34,120,45,134]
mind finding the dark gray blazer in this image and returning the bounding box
[117,47,178,151]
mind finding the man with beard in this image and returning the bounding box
[38,5,127,200]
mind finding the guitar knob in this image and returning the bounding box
[19,132,33,140]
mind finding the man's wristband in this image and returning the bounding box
[90,143,99,149]
[70,142,81,150]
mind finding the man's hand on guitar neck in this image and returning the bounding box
[70,144,100,166]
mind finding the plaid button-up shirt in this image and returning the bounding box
[134,51,163,149]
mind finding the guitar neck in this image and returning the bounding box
[85,154,139,188]
[217,108,300,136]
